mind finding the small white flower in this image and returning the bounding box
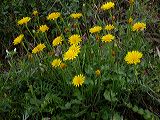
[6,49,9,56]
[14,48,17,52]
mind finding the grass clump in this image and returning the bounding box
[0,0,160,119]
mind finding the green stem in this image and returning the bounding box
[134,65,138,83]
[60,16,65,25]
[77,56,81,73]
[37,16,40,26]
[25,25,36,41]
[93,74,102,106]
[54,20,68,47]
[22,42,29,53]
[55,20,62,34]
[29,85,39,107]
[44,33,52,50]
[76,20,82,36]
[109,10,113,23]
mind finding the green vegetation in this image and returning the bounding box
[0,0,160,119]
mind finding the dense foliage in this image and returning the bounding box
[0,0,160,119]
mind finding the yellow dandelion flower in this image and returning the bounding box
[13,34,24,45]
[72,74,85,87]
[32,47,39,54]
[63,49,78,61]
[51,59,62,68]
[95,69,101,76]
[70,13,82,19]
[47,12,61,20]
[101,34,115,43]
[128,17,133,24]
[68,45,80,54]
[18,17,31,25]
[39,25,49,32]
[89,26,102,33]
[32,10,38,16]
[129,0,134,4]
[124,51,143,65]
[132,22,146,31]
[105,24,115,31]
[68,34,82,45]
[32,43,46,54]
[52,36,63,46]
[101,2,115,10]
[60,63,67,69]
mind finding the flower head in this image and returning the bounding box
[89,26,102,33]
[63,50,78,61]
[18,17,31,25]
[132,22,146,31]
[70,13,82,19]
[124,51,143,65]
[52,36,63,46]
[129,0,134,5]
[13,34,24,45]
[68,34,82,45]
[32,43,46,54]
[63,45,80,61]
[101,2,115,10]
[39,25,49,32]
[101,34,115,43]
[51,59,62,68]
[95,69,101,76]
[72,74,85,87]
[105,24,115,31]
[60,63,67,69]
[128,17,133,24]
[68,44,80,53]
[32,10,38,16]
[47,12,61,20]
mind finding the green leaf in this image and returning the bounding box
[102,110,109,120]
[64,102,71,109]
[126,103,132,108]
[101,65,110,71]
[73,108,88,118]
[74,89,84,101]
[91,112,96,119]
[85,65,94,75]
[138,108,144,115]
[132,105,139,112]
[113,113,123,120]
[143,109,152,119]
[103,90,117,102]
[84,78,94,85]
[143,114,151,120]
